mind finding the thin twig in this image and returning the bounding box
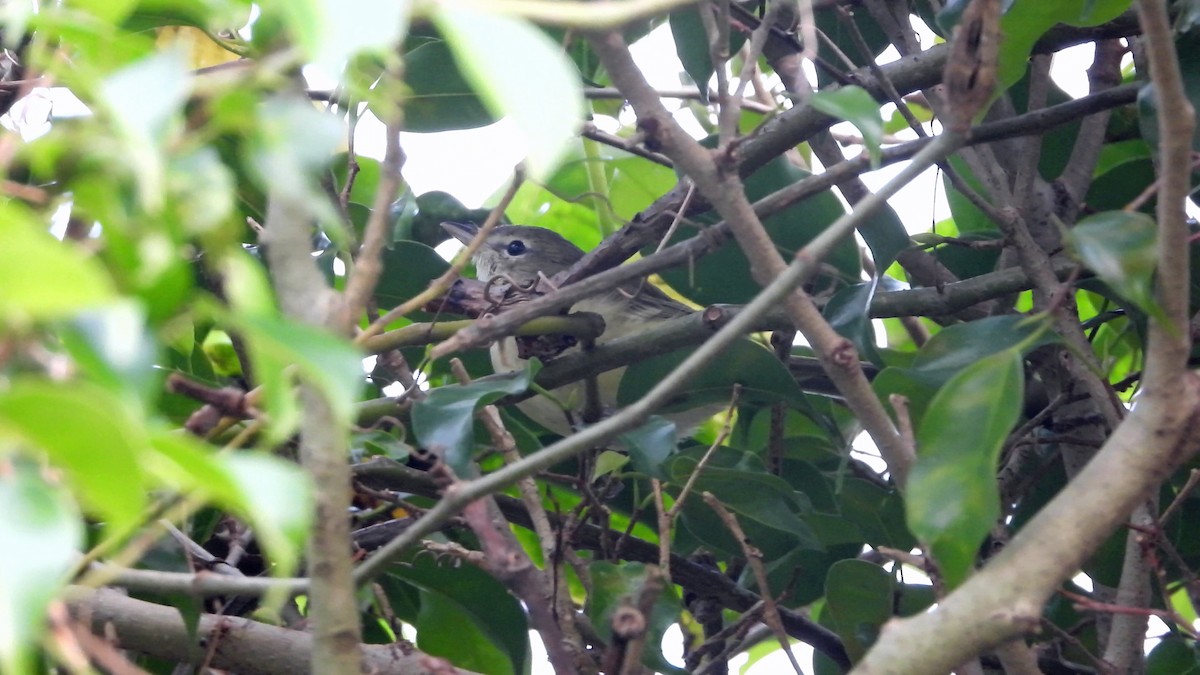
[702,492,803,675]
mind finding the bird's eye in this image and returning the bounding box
[506,240,527,256]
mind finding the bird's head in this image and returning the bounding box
[441,222,585,287]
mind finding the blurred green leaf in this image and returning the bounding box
[588,562,685,675]
[412,362,540,475]
[148,432,312,575]
[0,208,117,325]
[1067,210,1163,320]
[0,381,148,533]
[811,86,884,166]
[433,7,584,179]
[99,49,191,210]
[234,314,365,442]
[620,416,678,479]
[0,463,83,675]
[61,302,158,403]
[1146,636,1200,675]
[311,0,409,77]
[907,349,1023,589]
[824,559,894,661]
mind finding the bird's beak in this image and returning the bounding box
[441,221,480,246]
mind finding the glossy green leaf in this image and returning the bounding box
[389,553,529,675]
[1067,210,1162,319]
[235,314,366,442]
[1147,636,1200,675]
[824,280,882,365]
[0,380,148,532]
[810,86,884,166]
[907,349,1024,589]
[374,241,451,319]
[676,465,821,560]
[911,314,1050,383]
[618,339,804,410]
[654,155,858,305]
[0,210,117,325]
[408,191,493,246]
[412,362,540,475]
[824,559,894,660]
[416,589,514,675]
[667,7,744,103]
[402,39,495,132]
[0,463,83,675]
[433,7,584,179]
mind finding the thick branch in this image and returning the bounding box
[64,586,478,675]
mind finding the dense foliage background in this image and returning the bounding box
[2,0,1199,673]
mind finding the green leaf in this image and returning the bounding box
[401,39,495,132]
[1067,210,1163,320]
[823,280,882,365]
[148,433,312,576]
[0,208,117,325]
[588,562,685,675]
[996,0,1131,93]
[0,380,148,533]
[416,589,515,675]
[620,416,678,480]
[911,314,1050,383]
[234,314,366,442]
[99,49,192,210]
[675,465,822,560]
[374,241,451,318]
[73,0,140,28]
[810,86,884,167]
[668,7,731,104]
[618,339,804,410]
[248,96,342,207]
[433,7,584,179]
[653,155,859,305]
[824,559,894,661]
[61,303,158,403]
[411,362,540,475]
[219,453,313,576]
[388,553,529,675]
[0,463,83,675]
[1147,636,1200,675]
[906,349,1024,589]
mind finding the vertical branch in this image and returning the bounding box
[1136,0,1194,385]
[260,192,362,674]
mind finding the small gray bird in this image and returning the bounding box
[442,221,717,437]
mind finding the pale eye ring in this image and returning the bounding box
[506,240,527,256]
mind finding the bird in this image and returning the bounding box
[441,221,720,438]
